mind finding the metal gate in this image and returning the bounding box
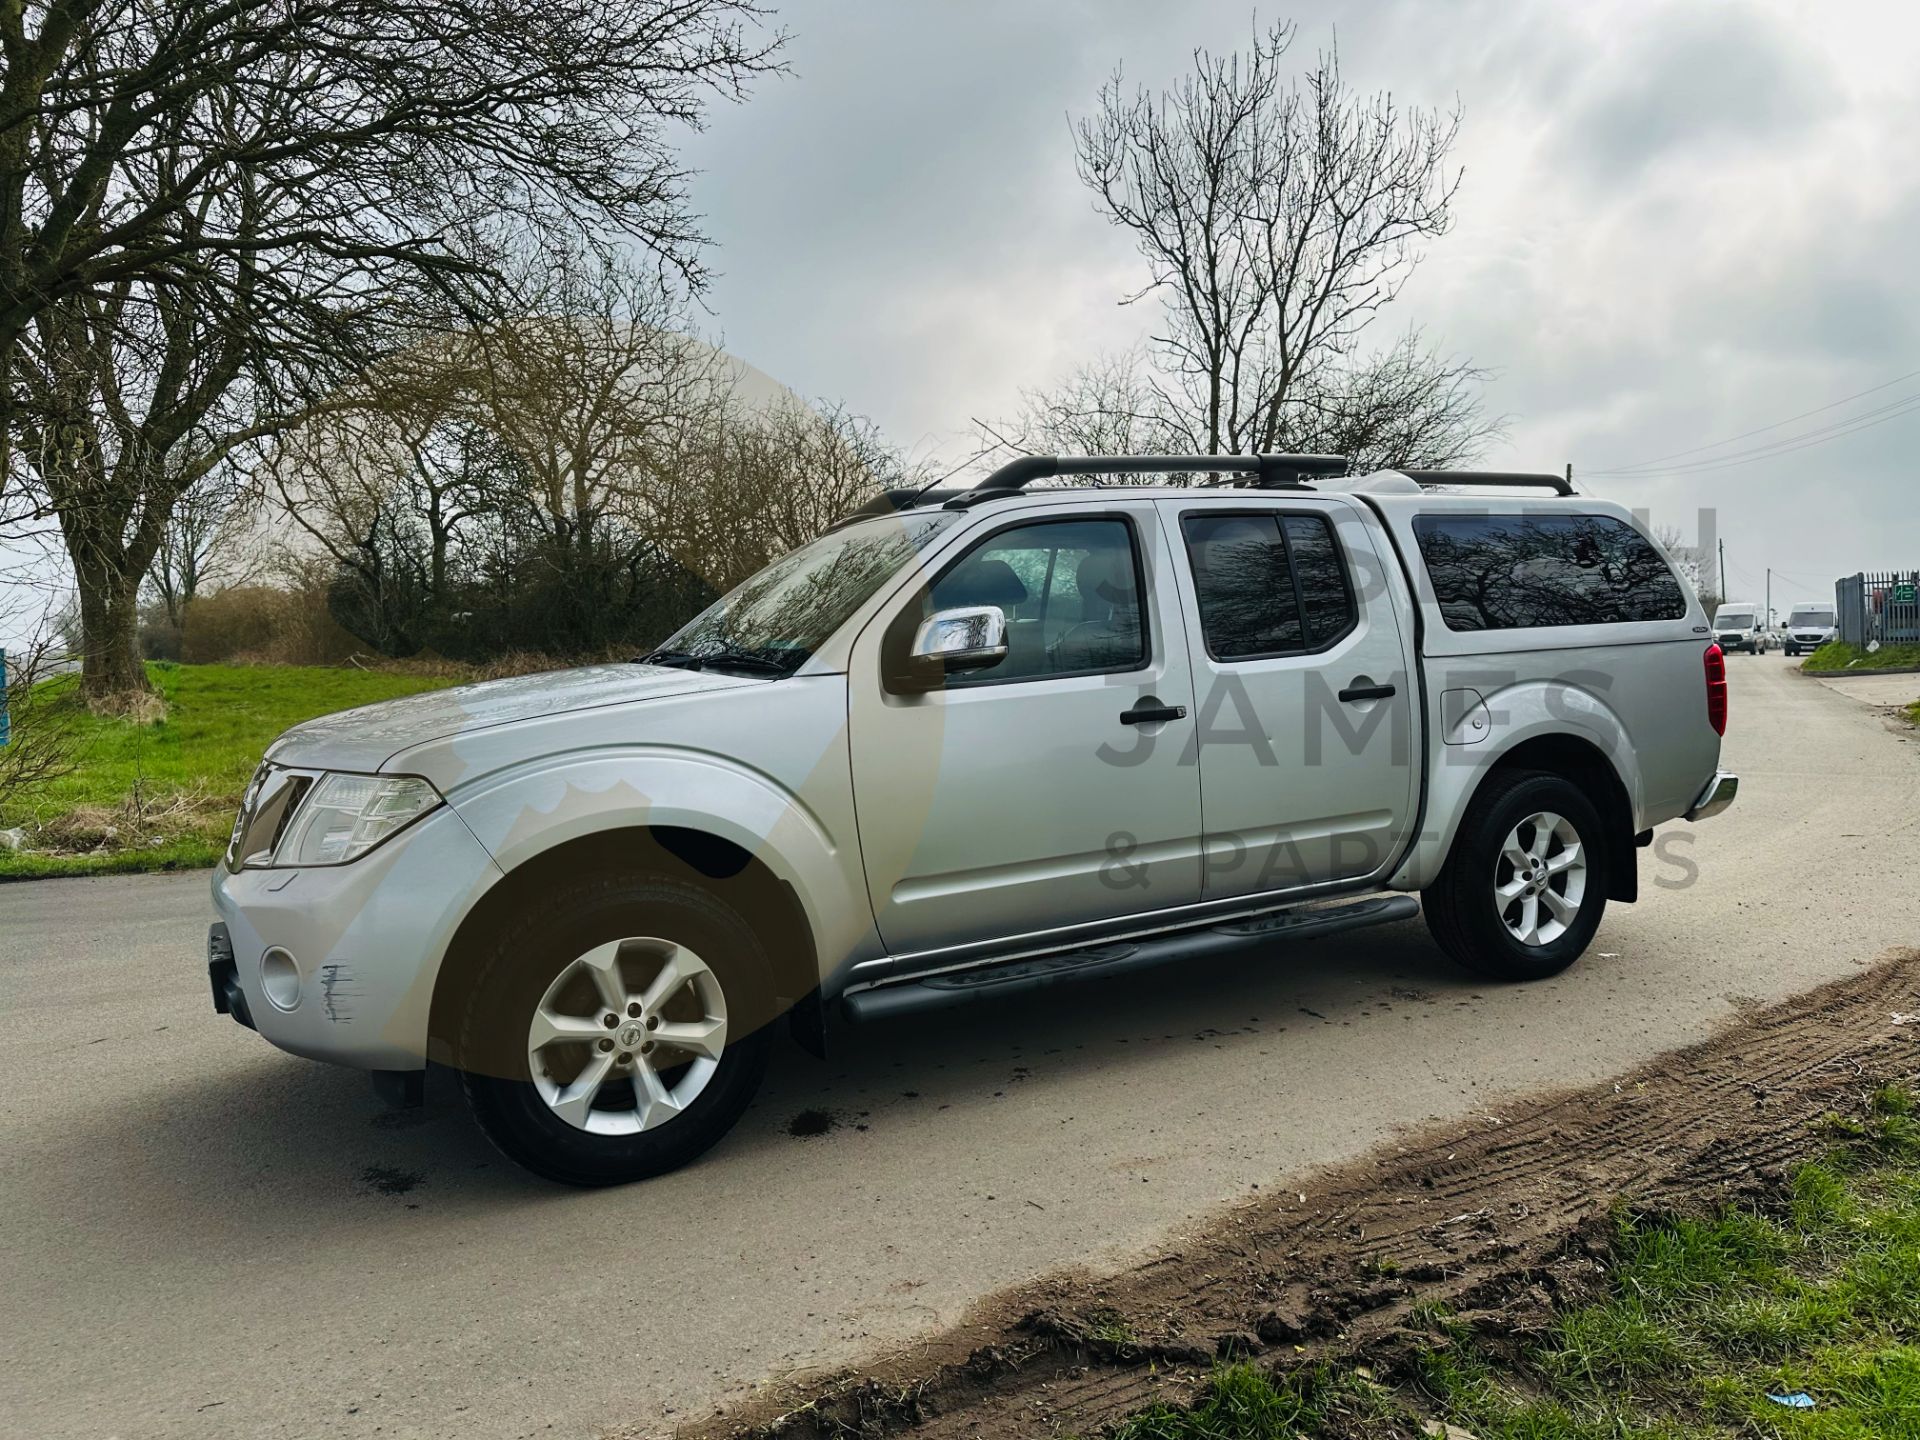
[1836,572,1920,647]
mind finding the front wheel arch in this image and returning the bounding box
[427,826,820,1069]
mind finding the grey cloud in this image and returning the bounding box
[1556,7,1835,181]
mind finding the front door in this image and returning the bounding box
[848,503,1205,956]
[1160,498,1418,899]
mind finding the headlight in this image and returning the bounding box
[269,772,442,867]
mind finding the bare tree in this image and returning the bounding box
[1281,330,1498,470]
[1061,22,1488,461]
[0,627,81,822]
[1653,523,1718,615]
[1,0,782,701]
[979,349,1187,468]
[464,251,733,557]
[255,361,504,656]
[666,398,907,590]
[981,332,1496,476]
[146,461,252,632]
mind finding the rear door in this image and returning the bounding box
[1159,497,1418,899]
[847,501,1206,955]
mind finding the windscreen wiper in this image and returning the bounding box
[695,652,788,675]
[635,648,788,676]
[635,649,706,669]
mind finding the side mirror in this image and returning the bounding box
[906,605,1008,682]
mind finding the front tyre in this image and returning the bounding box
[455,870,773,1185]
[1423,770,1608,982]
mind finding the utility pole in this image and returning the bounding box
[1718,539,1727,603]
[1766,568,1772,629]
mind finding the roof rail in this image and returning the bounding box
[828,485,964,529]
[942,452,1350,509]
[1395,469,1576,497]
[824,458,1571,532]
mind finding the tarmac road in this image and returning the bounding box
[2,652,1915,1440]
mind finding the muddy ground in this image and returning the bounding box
[668,947,1920,1440]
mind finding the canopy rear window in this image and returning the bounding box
[1412,514,1689,632]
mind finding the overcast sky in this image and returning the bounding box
[677,0,1920,613]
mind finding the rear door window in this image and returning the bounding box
[1181,511,1356,659]
[1412,514,1688,631]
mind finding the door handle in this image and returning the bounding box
[1338,682,1397,703]
[1120,702,1187,725]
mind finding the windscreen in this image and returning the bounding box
[659,510,957,672]
[1788,608,1832,627]
[1715,610,1755,628]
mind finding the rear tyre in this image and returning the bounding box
[1423,770,1608,982]
[455,869,773,1185]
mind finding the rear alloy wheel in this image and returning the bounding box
[457,870,771,1185]
[1424,770,1608,981]
[1492,812,1587,947]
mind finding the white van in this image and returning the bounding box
[1783,603,1838,657]
[1712,603,1768,654]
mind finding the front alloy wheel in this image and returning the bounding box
[457,869,772,1185]
[528,939,730,1134]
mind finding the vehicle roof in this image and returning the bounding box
[836,458,1597,530]
[923,474,1640,529]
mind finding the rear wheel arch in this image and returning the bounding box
[1461,734,1638,903]
[428,826,821,1068]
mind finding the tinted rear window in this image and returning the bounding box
[1413,514,1689,632]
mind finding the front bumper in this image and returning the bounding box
[208,805,501,1071]
[207,922,253,1030]
[1685,770,1739,822]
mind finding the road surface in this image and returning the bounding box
[2,653,1914,1440]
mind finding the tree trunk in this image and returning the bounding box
[70,542,151,701]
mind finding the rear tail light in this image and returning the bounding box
[1704,643,1728,736]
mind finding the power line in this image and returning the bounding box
[1591,366,1920,475]
[1590,389,1920,478]
[1610,391,1920,476]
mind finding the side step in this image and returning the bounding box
[840,894,1420,1025]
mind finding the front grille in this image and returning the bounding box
[224,764,271,870]
[225,765,315,869]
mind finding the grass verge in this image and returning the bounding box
[0,661,458,879]
[1110,1086,1920,1440]
[1800,641,1920,672]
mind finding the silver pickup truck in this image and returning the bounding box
[208,455,1737,1184]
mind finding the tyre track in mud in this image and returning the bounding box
[674,947,1920,1440]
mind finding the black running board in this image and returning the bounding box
[840,894,1421,1024]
